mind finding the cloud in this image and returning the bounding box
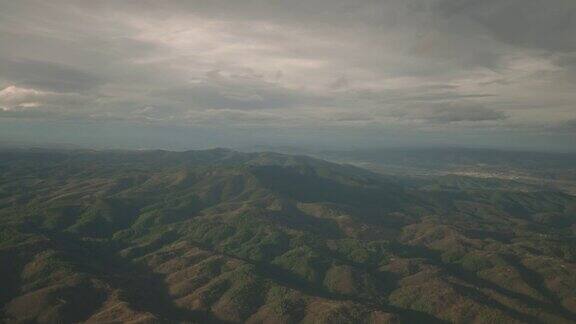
[329,76,350,90]
[0,86,45,110]
[155,70,328,111]
[0,0,574,150]
[551,118,576,133]
[0,85,88,111]
[393,102,507,124]
[0,59,103,93]
[425,105,507,123]
[437,0,576,52]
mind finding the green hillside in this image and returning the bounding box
[0,149,575,323]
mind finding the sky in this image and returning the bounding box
[0,0,575,151]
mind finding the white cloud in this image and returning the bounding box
[0,86,54,110]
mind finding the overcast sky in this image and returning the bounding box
[0,0,575,151]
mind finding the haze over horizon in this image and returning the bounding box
[1,0,575,151]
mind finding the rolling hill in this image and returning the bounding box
[0,149,575,323]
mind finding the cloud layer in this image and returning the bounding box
[0,0,575,148]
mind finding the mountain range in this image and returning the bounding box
[0,149,575,323]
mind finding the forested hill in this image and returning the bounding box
[1,149,575,323]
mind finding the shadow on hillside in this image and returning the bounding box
[392,242,576,323]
